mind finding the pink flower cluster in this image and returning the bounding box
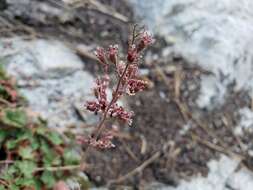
[86,76,109,114]
[83,28,154,149]
[109,104,134,125]
[77,131,115,149]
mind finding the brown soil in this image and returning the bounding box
[85,59,252,188]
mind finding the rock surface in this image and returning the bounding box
[131,0,253,109]
[5,0,74,24]
[146,156,253,190]
[0,38,96,128]
[130,0,253,189]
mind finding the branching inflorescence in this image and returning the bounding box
[81,26,154,149]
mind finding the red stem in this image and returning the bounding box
[92,63,130,140]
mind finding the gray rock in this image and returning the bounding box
[66,172,90,190]
[19,70,94,128]
[130,1,253,189]
[144,156,253,190]
[5,0,74,24]
[0,38,83,78]
[0,38,96,128]
[130,0,253,109]
[144,182,175,190]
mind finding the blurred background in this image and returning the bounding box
[1,0,253,189]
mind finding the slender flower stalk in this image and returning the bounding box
[92,63,131,140]
[81,26,154,149]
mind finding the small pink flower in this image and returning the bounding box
[77,135,115,149]
[116,61,126,77]
[94,47,107,64]
[94,76,109,108]
[137,30,154,52]
[126,79,147,95]
[108,44,118,65]
[86,101,100,113]
[87,76,110,114]
[126,64,139,79]
[89,137,115,149]
[109,104,134,125]
[127,45,138,63]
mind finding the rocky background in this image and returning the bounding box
[1,0,253,189]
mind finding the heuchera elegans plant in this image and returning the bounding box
[80,26,154,149]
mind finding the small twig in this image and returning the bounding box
[75,45,97,61]
[174,98,189,122]
[131,24,138,46]
[140,134,148,155]
[87,0,129,23]
[192,133,245,161]
[121,140,139,162]
[0,179,9,188]
[222,115,247,153]
[107,141,172,185]
[0,160,86,172]
[34,164,87,173]
[191,133,228,154]
[0,97,13,107]
[174,67,182,99]
[0,160,15,164]
[189,110,229,148]
[111,132,133,140]
[0,14,39,39]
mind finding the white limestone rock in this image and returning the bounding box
[131,0,253,109]
[0,38,95,128]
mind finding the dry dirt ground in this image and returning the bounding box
[85,58,253,188]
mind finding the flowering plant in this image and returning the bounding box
[81,26,154,149]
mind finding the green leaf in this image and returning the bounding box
[0,85,8,100]
[18,146,34,160]
[9,184,19,190]
[36,126,47,136]
[16,130,32,141]
[16,161,36,178]
[6,165,18,177]
[46,131,63,145]
[63,149,81,165]
[1,109,27,128]
[55,171,63,178]
[6,130,33,150]
[37,117,47,127]
[51,156,62,166]
[6,139,18,150]
[0,130,7,145]
[41,171,56,188]
[30,137,40,150]
[0,64,7,80]
[4,165,17,179]
[40,139,57,167]
[15,178,41,190]
[0,185,5,190]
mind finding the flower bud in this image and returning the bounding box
[108,44,118,65]
[86,101,100,112]
[127,45,138,63]
[126,79,148,95]
[94,47,106,64]
[137,30,154,52]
